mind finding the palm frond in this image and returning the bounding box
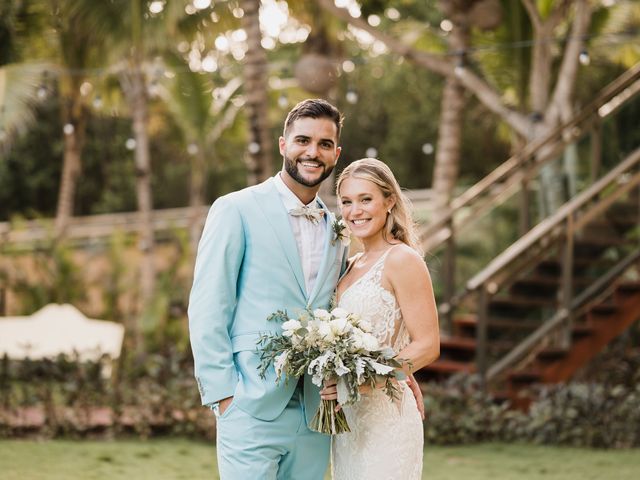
[0,62,54,147]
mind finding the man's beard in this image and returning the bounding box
[284,155,334,187]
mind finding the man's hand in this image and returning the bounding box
[219,396,234,416]
[407,374,425,420]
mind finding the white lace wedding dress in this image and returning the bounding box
[331,248,424,480]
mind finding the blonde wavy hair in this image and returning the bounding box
[336,158,422,254]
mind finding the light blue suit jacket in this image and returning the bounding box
[188,177,348,422]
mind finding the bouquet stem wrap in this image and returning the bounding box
[310,399,351,434]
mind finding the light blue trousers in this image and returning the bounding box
[216,388,330,479]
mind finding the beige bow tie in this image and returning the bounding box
[289,205,325,224]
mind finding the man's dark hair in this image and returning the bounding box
[283,98,344,139]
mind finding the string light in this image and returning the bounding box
[125,138,137,150]
[92,95,103,109]
[247,142,260,154]
[63,123,75,135]
[342,60,355,73]
[365,147,377,158]
[422,143,434,155]
[346,90,358,104]
[454,52,466,77]
[23,30,636,80]
[37,71,49,99]
[579,49,591,66]
[193,0,212,9]
[277,94,288,108]
[187,143,199,155]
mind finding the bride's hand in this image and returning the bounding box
[320,379,337,400]
[319,379,342,412]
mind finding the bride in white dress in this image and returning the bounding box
[321,158,440,480]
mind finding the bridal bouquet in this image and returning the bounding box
[258,307,403,434]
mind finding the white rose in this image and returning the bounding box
[313,309,332,322]
[318,322,335,343]
[361,332,380,352]
[282,319,302,332]
[330,307,349,319]
[357,318,373,333]
[330,317,351,336]
[349,329,365,351]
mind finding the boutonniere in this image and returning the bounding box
[331,217,351,247]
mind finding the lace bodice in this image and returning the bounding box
[338,248,410,353]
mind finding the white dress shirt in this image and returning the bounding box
[274,173,326,295]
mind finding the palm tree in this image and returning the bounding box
[85,0,217,317]
[240,0,273,185]
[0,1,108,234]
[162,51,242,254]
[51,0,109,236]
[0,63,50,149]
[117,0,156,309]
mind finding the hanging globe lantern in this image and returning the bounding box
[294,53,338,94]
[468,0,502,31]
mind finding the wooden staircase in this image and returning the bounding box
[415,63,640,405]
[422,198,640,384]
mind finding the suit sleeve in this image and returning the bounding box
[188,195,245,405]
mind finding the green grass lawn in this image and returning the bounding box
[1,439,639,480]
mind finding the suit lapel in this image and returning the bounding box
[253,178,307,297]
[308,198,338,305]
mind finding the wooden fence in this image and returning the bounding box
[0,189,436,249]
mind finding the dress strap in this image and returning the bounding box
[370,243,402,279]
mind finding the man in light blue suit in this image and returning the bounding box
[189,99,348,479]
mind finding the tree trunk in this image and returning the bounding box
[240,0,273,185]
[529,25,553,114]
[432,77,466,207]
[534,0,592,216]
[116,0,156,352]
[130,67,155,309]
[431,5,471,208]
[55,95,87,237]
[119,63,155,351]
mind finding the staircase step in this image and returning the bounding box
[508,368,542,384]
[537,257,612,274]
[589,302,619,316]
[617,282,640,295]
[588,216,638,231]
[572,323,595,339]
[453,315,541,331]
[440,336,476,351]
[489,295,557,310]
[574,234,628,247]
[537,347,569,362]
[422,359,474,374]
[509,275,593,297]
